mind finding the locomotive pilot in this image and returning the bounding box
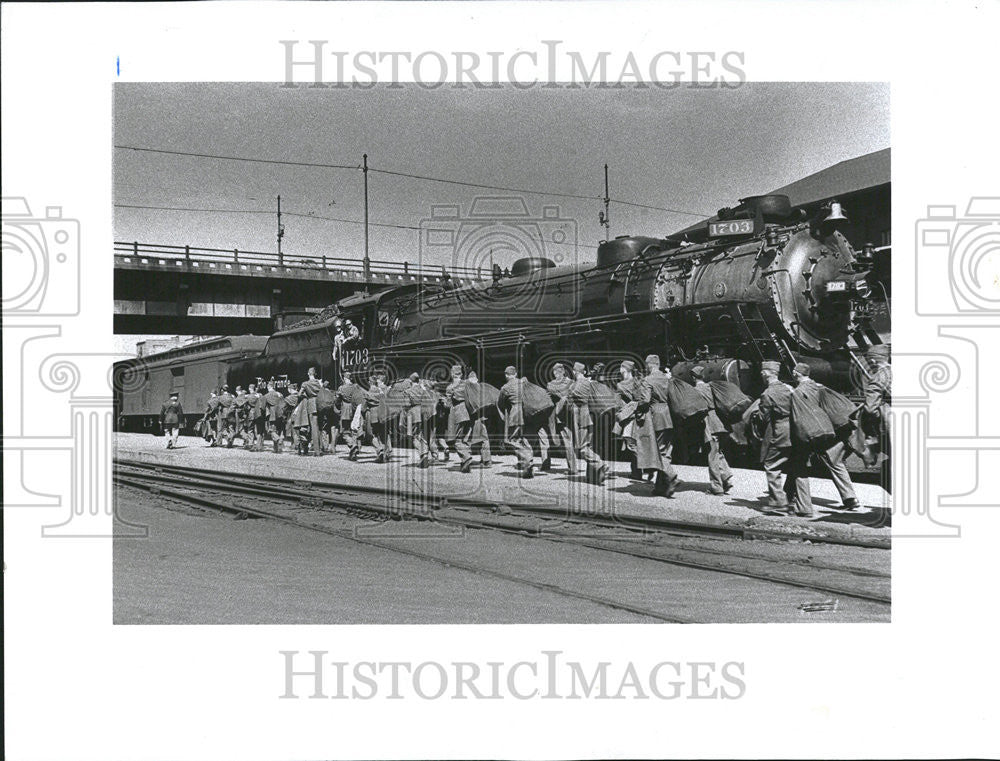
[615,360,664,491]
[544,362,577,474]
[691,365,734,495]
[299,367,324,457]
[643,355,680,497]
[568,362,607,484]
[791,363,860,510]
[263,380,287,453]
[160,392,184,449]
[498,366,535,478]
[756,360,813,516]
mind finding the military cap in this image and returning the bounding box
[374,368,386,377]
[222,384,229,392]
[867,344,890,359]
[644,354,661,365]
[409,372,420,382]
[504,365,517,375]
[793,362,812,376]
[169,392,179,398]
[761,360,781,372]
[620,359,636,373]
[552,362,565,372]
[691,365,706,379]
[451,364,464,373]
[572,361,586,373]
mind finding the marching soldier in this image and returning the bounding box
[283,383,301,452]
[200,390,220,445]
[643,355,680,497]
[498,366,535,478]
[691,366,734,495]
[791,363,860,510]
[615,360,665,492]
[756,360,813,516]
[160,392,184,449]
[364,370,392,463]
[263,380,287,453]
[543,362,577,474]
[422,377,450,462]
[569,362,607,484]
[335,371,363,458]
[233,385,249,446]
[402,372,432,468]
[864,344,892,487]
[216,385,235,448]
[465,370,493,468]
[245,383,264,450]
[445,365,476,473]
[299,367,324,457]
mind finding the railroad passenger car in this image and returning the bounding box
[114,335,268,432]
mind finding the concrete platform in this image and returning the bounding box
[114,433,891,548]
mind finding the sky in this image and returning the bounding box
[113,81,889,353]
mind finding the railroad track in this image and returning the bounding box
[114,458,890,615]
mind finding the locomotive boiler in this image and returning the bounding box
[345,194,881,394]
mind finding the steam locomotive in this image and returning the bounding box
[229,194,883,395]
[116,194,887,434]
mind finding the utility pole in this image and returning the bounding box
[363,153,371,291]
[598,163,611,241]
[276,195,284,267]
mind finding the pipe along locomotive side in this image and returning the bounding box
[125,194,886,470]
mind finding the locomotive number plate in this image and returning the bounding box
[708,219,755,237]
[826,281,848,292]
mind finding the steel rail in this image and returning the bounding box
[114,472,691,623]
[115,460,889,606]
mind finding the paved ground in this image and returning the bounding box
[115,433,891,547]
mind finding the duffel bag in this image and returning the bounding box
[587,380,620,416]
[818,386,858,431]
[522,380,555,418]
[790,385,836,448]
[666,377,711,421]
[464,381,501,417]
[709,380,753,424]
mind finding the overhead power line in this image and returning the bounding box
[114,144,712,219]
[114,145,360,171]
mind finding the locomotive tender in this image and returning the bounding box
[115,194,886,431]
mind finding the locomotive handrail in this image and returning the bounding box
[114,241,487,281]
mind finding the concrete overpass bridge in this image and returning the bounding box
[114,241,486,335]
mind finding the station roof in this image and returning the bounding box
[673,147,890,238]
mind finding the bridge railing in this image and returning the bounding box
[114,241,486,281]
